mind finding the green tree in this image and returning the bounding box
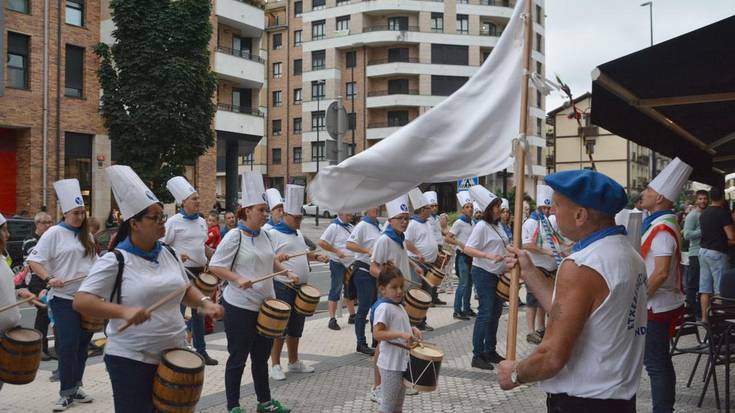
[95,0,217,201]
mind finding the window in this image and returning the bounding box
[388,16,408,31]
[311,111,325,131]
[482,49,492,62]
[347,112,356,130]
[232,35,252,56]
[294,118,303,133]
[272,33,282,50]
[272,62,282,79]
[7,33,30,89]
[294,0,302,16]
[232,88,251,110]
[312,20,325,40]
[536,147,542,165]
[337,0,349,5]
[64,133,93,209]
[345,50,356,68]
[456,14,469,34]
[536,89,542,108]
[431,75,468,96]
[431,44,468,65]
[388,110,409,127]
[312,0,325,10]
[346,82,356,98]
[293,59,302,75]
[388,79,409,95]
[536,33,543,52]
[536,118,543,135]
[293,147,303,163]
[65,45,84,97]
[346,143,356,157]
[536,4,542,25]
[457,0,468,3]
[311,141,325,161]
[7,0,30,13]
[272,90,282,107]
[430,13,443,33]
[388,48,409,63]
[536,61,542,75]
[65,0,84,26]
[272,120,282,136]
[336,15,350,32]
[272,148,282,164]
[242,152,254,165]
[294,88,303,104]
[481,22,498,36]
[311,81,325,99]
[294,30,302,47]
[311,50,325,70]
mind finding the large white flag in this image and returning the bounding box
[309,0,526,211]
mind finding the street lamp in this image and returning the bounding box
[641,1,656,176]
[315,80,325,226]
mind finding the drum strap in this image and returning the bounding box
[110,244,178,304]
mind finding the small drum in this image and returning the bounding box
[256,298,291,338]
[194,272,219,296]
[153,348,205,413]
[495,273,514,301]
[0,327,43,384]
[435,249,451,270]
[404,288,432,325]
[80,297,106,333]
[294,285,321,317]
[422,265,445,288]
[403,344,444,392]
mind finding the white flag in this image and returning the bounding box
[309,0,526,211]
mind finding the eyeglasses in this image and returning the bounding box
[142,214,168,224]
[391,216,410,222]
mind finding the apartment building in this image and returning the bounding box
[1,0,108,218]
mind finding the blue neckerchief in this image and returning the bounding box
[642,209,673,233]
[369,297,400,326]
[334,217,351,228]
[411,215,426,224]
[383,224,405,249]
[361,216,380,231]
[117,236,163,263]
[472,219,479,225]
[272,220,297,235]
[266,217,281,227]
[179,209,199,221]
[238,223,260,237]
[572,225,627,253]
[458,214,471,224]
[530,211,542,221]
[58,220,81,236]
[502,222,513,240]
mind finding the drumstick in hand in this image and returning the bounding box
[250,270,289,284]
[118,283,191,332]
[286,250,309,260]
[0,296,35,313]
[63,274,87,285]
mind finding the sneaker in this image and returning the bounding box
[49,369,60,382]
[482,351,506,364]
[53,396,74,412]
[42,352,53,362]
[201,352,219,366]
[432,298,447,306]
[471,356,494,370]
[256,399,291,413]
[465,309,477,317]
[526,332,542,345]
[356,343,375,356]
[348,314,356,325]
[229,408,244,413]
[370,385,382,404]
[328,318,340,331]
[288,360,315,373]
[269,364,286,381]
[405,386,419,395]
[453,312,470,320]
[73,388,94,403]
[417,322,434,332]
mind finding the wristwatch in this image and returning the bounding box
[199,296,212,306]
[511,363,524,385]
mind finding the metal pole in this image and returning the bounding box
[641,2,655,177]
[315,88,321,226]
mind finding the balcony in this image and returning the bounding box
[214,47,265,88]
[215,104,265,137]
[366,90,444,108]
[216,0,265,35]
[366,122,405,140]
[303,26,502,51]
[302,0,512,23]
[366,58,478,78]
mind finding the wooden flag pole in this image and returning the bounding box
[506,0,535,362]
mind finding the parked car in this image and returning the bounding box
[6,217,35,272]
[302,203,336,218]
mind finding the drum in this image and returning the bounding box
[294,285,320,317]
[404,288,432,325]
[256,299,291,338]
[435,249,451,270]
[80,297,106,333]
[0,327,43,384]
[194,272,219,296]
[422,265,445,288]
[153,348,205,413]
[403,344,444,392]
[496,273,520,302]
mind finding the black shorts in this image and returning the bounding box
[344,263,358,300]
[273,281,306,338]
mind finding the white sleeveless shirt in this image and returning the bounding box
[540,234,648,400]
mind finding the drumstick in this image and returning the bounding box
[286,250,309,260]
[250,269,289,284]
[63,274,87,285]
[0,296,35,313]
[117,283,191,333]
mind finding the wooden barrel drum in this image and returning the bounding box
[0,327,43,385]
[194,272,219,296]
[256,299,291,338]
[423,265,445,288]
[404,288,431,326]
[80,297,106,333]
[152,348,205,413]
[294,285,320,317]
[403,344,444,392]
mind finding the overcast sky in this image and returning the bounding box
[544,0,734,112]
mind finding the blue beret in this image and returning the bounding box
[544,170,628,216]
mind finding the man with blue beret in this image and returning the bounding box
[499,169,648,413]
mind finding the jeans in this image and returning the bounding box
[328,260,347,302]
[453,253,472,314]
[644,318,676,413]
[685,257,700,317]
[471,266,504,357]
[49,297,93,397]
[34,307,51,353]
[699,248,729,295]
[353,262,377,346]
[105,354,157,413]
[546,393,636,413]
[223,299,273,408]
[180,305,206,355]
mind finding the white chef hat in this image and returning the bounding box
[107,165,160,221]
[386,194,410,219]
[469,185,497,212]
[424,191,438,205]
[501,198,510,210]
[473,201,482,214]
[53,179,84,214]
[284,185,304,216]
[536,184,554,208]
[0,213,6,226]
[648,157,693,203]
[241,172,267,207]
[166,176,197,204]
[265,188,285,210]
[456,191,473,208]
[408,188,429,211]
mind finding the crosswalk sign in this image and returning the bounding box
[457,177,479,190]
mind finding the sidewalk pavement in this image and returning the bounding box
[1,287,727,412]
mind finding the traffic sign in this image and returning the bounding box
[457,177,479,190]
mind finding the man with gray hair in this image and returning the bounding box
[22,211,54,359]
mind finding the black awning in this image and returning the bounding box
[591,14,735,186]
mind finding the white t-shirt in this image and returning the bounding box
[405,219,438,262]
[209,229,276,312]
[0,257,21,332]
[644,231,684,313]
[320,220,355,267]
[374,301,411,371]
[348,220,382,265]
[428,215,443,247]
[450,217,474,252]
[268,227,310,284]
[27,225,97,300]
[372,234,412,282]
[465,220,509,275]
[522,215,560,271]
[78,248,188,364]
[161,214,208,269]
